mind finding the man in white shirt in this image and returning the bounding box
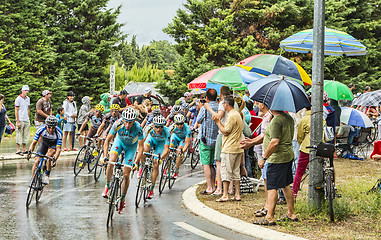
[15,85,31,155]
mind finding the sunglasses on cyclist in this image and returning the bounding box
[154,125,164,129]
[176,123,184,126]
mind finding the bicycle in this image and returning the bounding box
[158,147,181,194]
[106,152,125,227]
[307,142,337,222]
[189,129,200,169]
[26,152,55,208]
[93,137,108,181]
[74,136,101,176]
[135,151,160,207]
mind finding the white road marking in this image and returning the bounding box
[174,222,225,240]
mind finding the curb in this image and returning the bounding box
[182,181,308,240]
[0,151,79,163]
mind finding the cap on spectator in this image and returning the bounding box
[67,91,75,96]
[120,89,128,95]
[21,85,30,91]
[144,87,152,94]
[184,92,191,97]
[323,91,329,101]
[42,90,52,96]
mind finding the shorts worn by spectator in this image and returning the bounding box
[15,85,30,153]
[62,91,77,151]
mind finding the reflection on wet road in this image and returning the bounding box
[0,158,255,239]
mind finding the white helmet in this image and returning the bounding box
[174,114,185,124]
[122,108,137,122]
[153,115,166,126]
[172,105,182,113]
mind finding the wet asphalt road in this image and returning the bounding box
[0,157,256,240]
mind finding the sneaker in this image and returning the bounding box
[92,150,98,157]
[172,172,178,179]
[147,190,154,199]
[118,201,125,214]
[102,187,109,198]
[138,168,143,179]
[42,175,49,185]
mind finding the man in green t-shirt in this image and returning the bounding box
[253,110,298,225]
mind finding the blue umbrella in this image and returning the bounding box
[248,74,311,113]
[340,107,373,128]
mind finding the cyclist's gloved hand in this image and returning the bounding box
[26,150,32,160]
[133,163,138,171]
[101,157,108,165]
[51,157,57,167]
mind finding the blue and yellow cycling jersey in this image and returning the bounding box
[171,123,191,140]
[33,125,63,147]
[146,126,171,146]
[109,119,144,145]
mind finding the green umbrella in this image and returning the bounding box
[324,80,354,100]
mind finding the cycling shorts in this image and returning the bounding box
[145,134,167,157]
[170,134,185,148]
[37,141,56,155]
[110,138,137,167]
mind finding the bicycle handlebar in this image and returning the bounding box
[107,161,130,168]
[144,152,161,159]
[27,152,55,161]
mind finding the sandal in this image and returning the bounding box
[277,215,299,222]
[255,208,268,217]
[253,217,276,226]
[230,197,241,201]
[215,197,229,202]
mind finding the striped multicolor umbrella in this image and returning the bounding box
[280,27,367,56]
[236,54,311,86]
[340,107,373,128]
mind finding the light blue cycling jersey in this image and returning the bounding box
[109,119,144,145]
[172,123,191,140]
[146,126,171,146]
[34,125,63,147]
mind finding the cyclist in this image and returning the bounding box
[141,106,161,131]
[187,99,201,128]
[170,114,191,178]
[96,104,121,138]
[165,104,183,127]
[27,116,63,185]
[102,108,144,214]
[141,115,171,199]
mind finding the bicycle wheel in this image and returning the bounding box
[26,168,39,208]
[35,172,44,202]
[94,150,104,181]
[325,172,335,222]
[135,167,148,208]
[107,178,119,227]
[74,146,87,176]
[159,159,169,194]
[190,140,200,169]
[87,146,98,173]
[168,158,176,189]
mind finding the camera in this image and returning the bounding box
[200,99,206,104]
[201,136,207,144]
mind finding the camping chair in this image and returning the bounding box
[352,128,373,159]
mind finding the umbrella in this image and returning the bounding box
[280,27,367,56]
[324,80,354,101]
[188,66,263,89]
[236,54,311,86]
[247,74,311,113]
[190,89,206,95]
[340,107,373,128]
[352,90,381,106]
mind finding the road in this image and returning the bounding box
[0,156,256,240]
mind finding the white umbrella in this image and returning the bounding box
[340,107,373,128]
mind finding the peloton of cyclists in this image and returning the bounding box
[27,116,63,185]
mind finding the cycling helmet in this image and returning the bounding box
[122,108,137,122]
[172,105,182,113]
[151,105,160,111]
[95,104,105,112]
[323,91,329,101]
[45,115,58,127]
[110,104,120,111]
[152,108,161,116]
[184,92,191,97]
[153,115,166,126]
[174,114,185,124]
[182,103,190,110]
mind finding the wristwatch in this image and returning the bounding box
[263,157,267,161]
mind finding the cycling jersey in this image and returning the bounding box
[109,119,144,166]
[102,112,121,131]
[145,126,171,155]
[188,106,198,127]
[170,123,191,147]
[86,111,104,129]
[34,125,63,154]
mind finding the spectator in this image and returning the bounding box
[100,93,111,114]
[213,95,244,202]
[240,102,272,217]
[242,89,253,103]
[113,90,129,111]
[323,91,336,144]
[62,91,77,151]
[0,94,12,144]
[56,107,66,131]
[253,110,297,225]
[77,96,92,147]
[34,90,52,127]
[364,86,371,93]
[15,85,31,155]
[348,83,355,94]
[176,92,196,107]
[195,89,219,194]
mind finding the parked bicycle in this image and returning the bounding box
[307,142,337,222]
[135,151,160,207]
[106,152,125,227]
[74,136,102,176]
[26,152,55,208]
[158,147,182,194]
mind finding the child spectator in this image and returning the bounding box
[56,107,66,131]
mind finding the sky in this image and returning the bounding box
[107,0,186,46]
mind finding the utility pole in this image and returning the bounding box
[309,0,325,210]
[110,65,115,94]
